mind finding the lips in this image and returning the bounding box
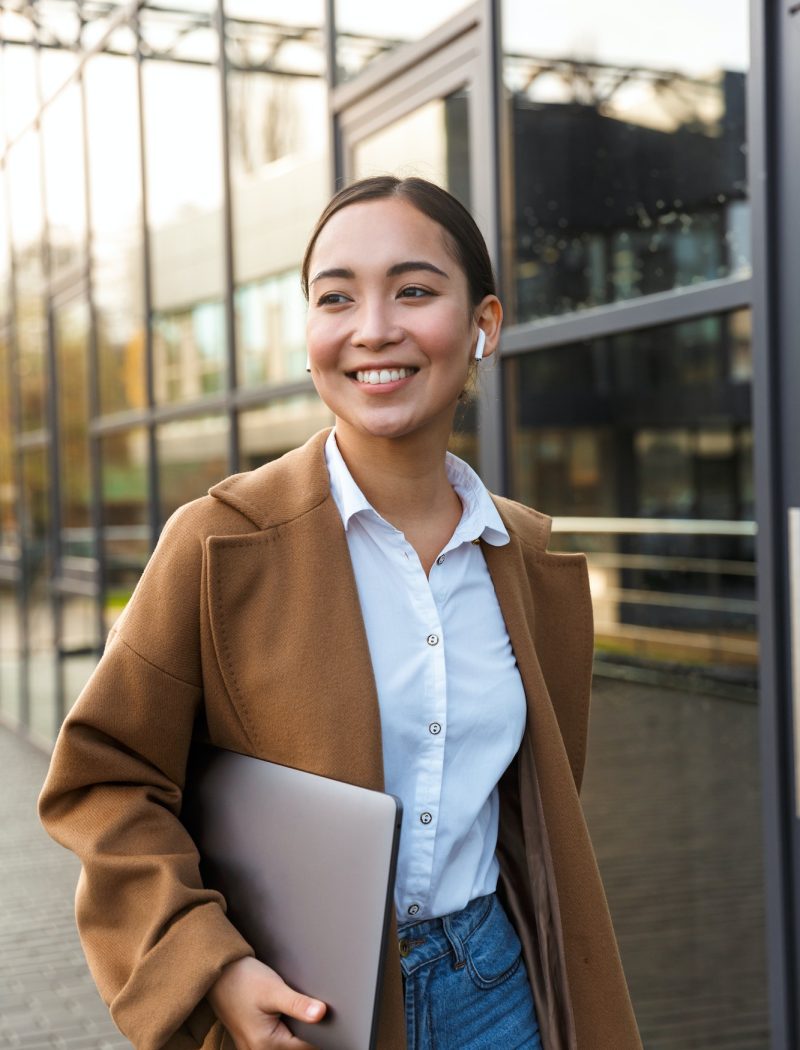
[352,367,418,385]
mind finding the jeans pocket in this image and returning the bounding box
[463,896,523,990]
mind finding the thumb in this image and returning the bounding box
[269,977,327,1024]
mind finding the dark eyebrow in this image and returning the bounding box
[309,267,355,285]
[309,260,449,286]
[386,261,449,279]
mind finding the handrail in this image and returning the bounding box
[552,517,757,536]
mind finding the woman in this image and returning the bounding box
[39,177,641,1050]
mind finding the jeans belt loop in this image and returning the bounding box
[442,912,467,969]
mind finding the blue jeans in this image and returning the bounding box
[397,893,543,1050]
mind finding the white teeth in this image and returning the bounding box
[355,368,415,384]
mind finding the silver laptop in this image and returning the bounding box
[181,743,402,1050]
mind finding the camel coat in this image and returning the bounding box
[39,429,641,1050]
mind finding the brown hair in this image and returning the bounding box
[301,176,497,307]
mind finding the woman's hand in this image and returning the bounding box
[208,956,327,1049]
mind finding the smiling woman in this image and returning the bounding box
[39,176,642,1050]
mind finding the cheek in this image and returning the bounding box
[305,317,340,365]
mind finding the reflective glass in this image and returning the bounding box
[235,271,307,388]
[84,54,147,415]
[7,131,48,432]
[0,167,10,321]
[0,329,16,556]
[153,302,227,403]
[0,582,21,726]
[1,42,38,140]
[225,3,329,388]
[59,595,101,718]
[21,447,57,741]
[55,297,92,561]
[7,131,44,289]
[39,40,79,101]
[335,0,471,82]
[502,0,749,322]
[239,395,333,470]
[224,0,325,76]
[81,7,138,54]
[42,81,87,277]
[352,91,470,208]
[139,0,219,63]
[507,307,764,1045]
[157,414,229,523]
[142,57,227,403]
[101,428,150,627]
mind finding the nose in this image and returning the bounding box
[352,298,403,352]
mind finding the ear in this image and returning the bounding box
[473,296,503,360]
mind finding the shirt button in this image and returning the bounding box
[420,811,432,825]
[429,722,442,735]
[426,634,439,646]
[436,554,445,565]
[407,903,420,916]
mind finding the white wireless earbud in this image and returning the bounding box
[474,328,486,362]
[306,355,311,373]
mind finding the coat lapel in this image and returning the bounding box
[206,435,385,792]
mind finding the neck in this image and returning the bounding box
[333,420,459,530]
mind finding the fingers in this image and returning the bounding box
[274,986,326,1025]
[209,957,326,1050]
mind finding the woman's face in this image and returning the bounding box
[305,197,497,446]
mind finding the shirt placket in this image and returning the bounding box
[397,536,448,920]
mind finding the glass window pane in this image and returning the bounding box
[16,291,48,435]
[102,428,150,628]
[55,296,92,561]
[225,3,329,389]
[235,271,307,388]
[21,447,57,741]
[7,132,47,433]
[1,43,38,140]
[0,328,17,555]
[39,39,79,101]
[352,90,471,207]
[224,0,325,76]
[153,302,227,403]
[85,54,147,416]
[7,130,45,290]
[0,582,22,726]
[140,0,219,64]
[142,55,227,403]
[0,167,10,323]
[335,0,471,82]
[507,308,764,1045]
[502,0,749,323]
[42,80,87,278]
[239,395,332,469]
[157,414,229,523]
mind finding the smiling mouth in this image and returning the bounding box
[350,367,419,385]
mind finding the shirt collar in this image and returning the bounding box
[324,429,509,547]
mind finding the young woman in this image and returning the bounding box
[39,177,642,1050]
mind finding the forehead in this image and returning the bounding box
[310,197,461,272]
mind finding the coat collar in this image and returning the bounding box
[208,427,553,553]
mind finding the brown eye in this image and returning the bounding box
[398,286,431,299]
[317,292,350,306]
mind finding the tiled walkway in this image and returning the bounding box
[0,728,130,1049]
[0,676,770,1049]
[582,677,769,1050]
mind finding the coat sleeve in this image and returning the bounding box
[38,502,254,1050]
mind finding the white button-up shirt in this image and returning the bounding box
[325,431,527,923]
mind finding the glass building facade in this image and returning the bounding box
[0,1,775,1046]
